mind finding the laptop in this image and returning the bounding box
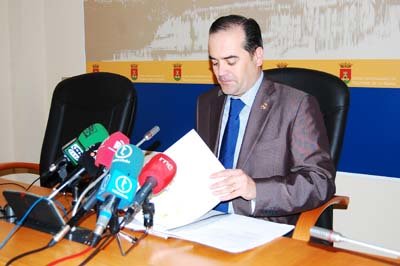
[3,189,92,244]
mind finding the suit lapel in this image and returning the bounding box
[237,79,275,169]
[209,90,226,154]
[233,78,276,216]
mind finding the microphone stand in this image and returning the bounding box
[114,198,154,256]
[310,226,400,258]
[142,198,155,229]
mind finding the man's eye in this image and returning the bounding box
[227,59,237,66]
[212,61,219,66]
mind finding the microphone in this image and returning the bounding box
[71,132,131,216]
[310,226,400,258]
[95,132,130,170]
[57,123,109,167]
[42,123,109,183]
[91,144,144,246]
[124,153,176,224]
[135,126,160,147]
[47,145,100,200]
[48,132,130,247]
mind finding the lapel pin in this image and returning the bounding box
[260,102,268,110]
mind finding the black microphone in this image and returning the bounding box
[310,226,400,258]
[41,123,109,181]
[47,144,100,200]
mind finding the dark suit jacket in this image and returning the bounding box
[196,75,336,225]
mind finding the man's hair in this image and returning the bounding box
[209,14,263,54]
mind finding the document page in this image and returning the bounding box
[168,211,294,253]
[125,210,294,253]
[142,129,223,229]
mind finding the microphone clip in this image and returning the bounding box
[142,199,155,229]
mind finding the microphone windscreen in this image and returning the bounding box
[138,153,176,194]
[78,144,101,177]
[111,144,144,178]
[62,138,85,166]
[95,132,130,169]
[97,144,144,209]
[78,123,109,149]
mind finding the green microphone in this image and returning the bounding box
[78,123,109,149]
[62,123,109,166]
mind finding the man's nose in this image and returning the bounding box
[217,62,228,76]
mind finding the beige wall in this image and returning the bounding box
[0,0,86,163]
[0,0,14,162]
[335,172,400,257]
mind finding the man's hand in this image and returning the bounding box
[209,169,256,201]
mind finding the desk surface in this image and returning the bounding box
[0,179,398,266]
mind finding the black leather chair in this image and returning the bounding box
[263,67,350,242]
[0,72,136,187]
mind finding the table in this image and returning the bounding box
[0,179,398,266]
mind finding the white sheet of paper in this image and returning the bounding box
[146,129,223,229]
[124,210,294,253]
[168,211,294,253]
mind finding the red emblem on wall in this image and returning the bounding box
[131,64,138,80]
[173,64,182,81]
[339,62,352,84]
[92,64,100,73]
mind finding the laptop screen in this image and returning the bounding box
[3,190,65,235]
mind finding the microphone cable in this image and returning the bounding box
[25,175,42,191]
[71,170,107,216]
[46,246,93,266]
[0,196,46,249]
[78,233,114,266]
[5,243,51,266]
[0,182,27,191]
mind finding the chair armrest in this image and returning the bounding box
[292,195,349,241]
[0,162,40,176]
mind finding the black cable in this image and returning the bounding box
[78,233,114,266]
[5,243,51,266]
[0,182,27,191]
[0,215,16,220]
[25,176,41,191]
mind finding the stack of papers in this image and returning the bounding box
[127,129,294,253]
[125,210,293,253]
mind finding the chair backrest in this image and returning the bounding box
[263,67,349,168]
[39,72,136,187]
[263,67,350,233]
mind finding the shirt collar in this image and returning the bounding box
[230,71,263,107]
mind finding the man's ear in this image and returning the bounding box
[254,46,264,67]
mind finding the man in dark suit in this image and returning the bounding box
[196,15,335,225]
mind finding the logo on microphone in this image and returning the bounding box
[159,156,174,171]
[65,143,84,163]
[115,175,133,195]
[82,125,97,137]
[106,140,126,154]
[115,145,133,159]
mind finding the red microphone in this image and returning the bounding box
[138,153,176,194]
[95,132,130,169]
[124,153,176,222]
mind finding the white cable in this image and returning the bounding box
[71,171,108,216]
